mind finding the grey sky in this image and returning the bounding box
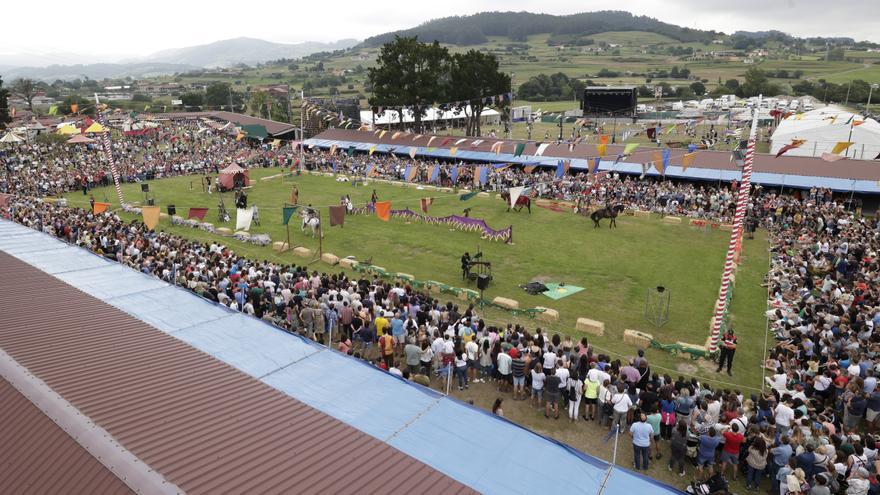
[2,0,877,58]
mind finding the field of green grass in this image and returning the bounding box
[64,169,770,391]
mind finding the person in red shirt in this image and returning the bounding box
[719,423,744,481]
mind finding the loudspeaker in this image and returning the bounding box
[477,274,490,291]
[167,205,176,216]
[146,198,155,206]
[141,183,150,192]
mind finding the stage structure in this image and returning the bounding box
[581,86,637,119]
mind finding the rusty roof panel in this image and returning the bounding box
[0,251,474,495]
[0,379,134,495]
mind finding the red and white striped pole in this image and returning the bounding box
[708,99,760,353]
[94,94,125,206]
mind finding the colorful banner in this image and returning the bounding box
[429,165,440,183]
[375,201,391,222]
[329,144,337,155]
[236,207,255,231]
[409,146,417,159]
[508,186,525,208]
[775,139,806,158]
[590,157,601,175]
[460,191,478,201]
[93,202,111,214]
[188,207,208,220]
[831,141,854,155]
[329,205,346,227]
[596,143,607,157]
[682,152,696,171]
[282,205,299,225]
[478,166,488,186]
[449,147,458,156]
[141,206,160,230]
[820,153,846,162]
[420,197,434,214]
[623,143,639,156]
[513,143,526,157]
[535,143,550,156]
[347,145,356,157]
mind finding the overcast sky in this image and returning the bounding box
[3,0,877,59]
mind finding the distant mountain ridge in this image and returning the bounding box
[134,37,360,68]
[2,63,199,82]
[362,10,720,47]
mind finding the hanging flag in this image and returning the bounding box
[449,147,458,156]
[413,134,422,141]
[459,191,478,201]
[654,159,665,176]
[48,105,58,116]
[640,163,648,178]
[369,146,377,156]
[329,205,346,227]
[646,128,656,140]
[144,105,151,111]
[375,201,391,222]
[491,141,504,154]
[831,141,854,155]
[329,144,337,155]
[429,165,440,183]
[378,130,388,139]
[427,136,437,148]
[623,143,640,156]
[731,149,745,167]
[555,160,566,178]
[451,165,459,183]
[440,138,452,147]
[535,143,550,156]
[93,202,111,214]
[188,207,208,221]
[420,197,434,214]
[513,143,526,157]
[332,161,338,174]
[682,152,696,171]
[590,157,601,175]
[141,206,160,230]
[479,166,489,186]
[596,143,607,157]
[473,166,482,186]
[409,147,417,159]
[662,149,671,171]
[599,135,609,145]
[470,139,484,147]
[454,138,467,146]
[508,186,525,208]
[523,165,537,174]
[347,145,356,157]
[853,120,865,127]
[406,165,418,182]
[236,207,255,231]
[775,138,807,158]
[687,143,698,153]
[821,153,846,162]
[282,205,299,225]
[665,124,677,135]
[70,103,79,114]
[391,131,402,140]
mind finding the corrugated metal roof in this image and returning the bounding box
[0,250,473,495]
[0,379,134,495]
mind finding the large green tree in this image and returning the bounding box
[11,77,37,112]
[447,50,510,136]
[367,36,449,132]
[205,82,244,111]
[0,76,11,129]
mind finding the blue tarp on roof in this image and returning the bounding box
[305,137,880,194]
[0,219,683,495]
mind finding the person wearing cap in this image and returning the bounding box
[716,327,737,376]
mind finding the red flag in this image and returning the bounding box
[188,207,209,220]
[329,205,346,227]
[775,139,806,158]
[420,197,434,214]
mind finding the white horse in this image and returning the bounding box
[300,209,320,237]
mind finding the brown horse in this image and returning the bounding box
[500,190,531,213]
[590,204,625,228]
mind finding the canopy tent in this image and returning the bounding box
[218,163,250,190]
[770,106,880,159]
[56,124,80,135]
[0,132,24,144]
[83,122,106,133]
[359,105,501,126]
[66,134,96,145]
[239,124,269,140]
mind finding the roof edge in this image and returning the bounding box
[0,346,183,495]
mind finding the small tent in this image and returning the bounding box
[0,132,24,144]
[66,134,96,145]
[218,163,250,191]
[84,122,106,133]
[57,124,79,135]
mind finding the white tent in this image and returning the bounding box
[0,132,24,144]
[770,106,880,159]
[359,105,501,126]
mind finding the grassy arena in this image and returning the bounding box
[64,168,769,390]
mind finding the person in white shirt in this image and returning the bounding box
[775,398,795,436]
[610,384,634,433]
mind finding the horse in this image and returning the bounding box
[590,204,625,228]
[500,190,531,213]
[300,208,321,237]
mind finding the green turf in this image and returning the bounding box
[64,168,769,391]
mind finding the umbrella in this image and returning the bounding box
[0,132,24,143]
[66,134,96,144]
[619,365,641,383]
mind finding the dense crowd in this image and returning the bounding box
[3,121,878,494]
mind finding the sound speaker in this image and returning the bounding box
[167,205,176,216]
[477,274,490,291]
[141,183,150,192]
[147,198,155,206]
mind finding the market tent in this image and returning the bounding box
[239,124,268,140]
[770,106,880,159]
[56,124,80,135]
[84,122,106,133]
[0,132,24,143]
[218,163,250,190]
[66,134,96,145]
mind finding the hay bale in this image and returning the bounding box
[272,241,288,252]
[339,258,358,269]
[662,216,682,224]
[159,212,169,219]
[425,281,443,295]
[492,296,520,310]
[439,187,453,193]
[576,317,605,336]
[215,227,233,236]
[233,231,251,238]
[293,246,313,258]
[535,306,559,322]
[477,192,490,198]
[396,272,415,281]
[623,329,654,349]
[321,253,339,265]
[719,224,734,231]
[633,210,651,217]
[371,265,386,273]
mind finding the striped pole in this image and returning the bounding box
[93,94,125,206]
[708,100,760,353]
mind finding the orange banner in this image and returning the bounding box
[93,202,111,214]
[375,201,391,222]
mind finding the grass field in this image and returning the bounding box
[65,168,770,391]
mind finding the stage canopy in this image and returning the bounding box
[218,163,250,190]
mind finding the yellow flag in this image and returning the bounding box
[141,206,160,230]
[369,146,377,156]
[378,130,387,139]
[596,143,607,156]
[682,152,696,171]
[831,141,854,155]
[449,147,458,156]
[329,144,337,155]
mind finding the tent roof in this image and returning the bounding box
[84,122,106,133]
[770,109,880,158]
[56,124,80,135]
[240,124,268,140]
[66,134,95,144]
[219,163,247,174]
[0,132,24,143]
[360,105,500,125]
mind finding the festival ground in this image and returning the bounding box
[64,168,770,390]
